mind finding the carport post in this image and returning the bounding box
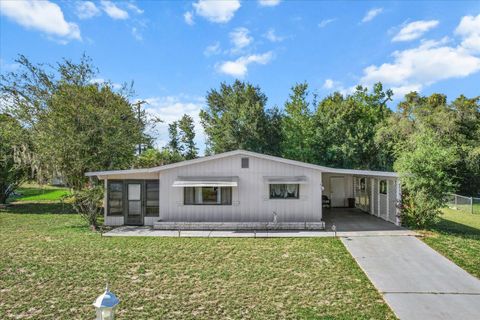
[395,180,401,226]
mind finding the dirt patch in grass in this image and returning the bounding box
[0,204,395,319]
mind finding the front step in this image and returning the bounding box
[153,221,325,230]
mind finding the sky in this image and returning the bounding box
[1,0,480,152]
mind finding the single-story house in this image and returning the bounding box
[85,150,401,230]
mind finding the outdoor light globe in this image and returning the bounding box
[93,286,120,320]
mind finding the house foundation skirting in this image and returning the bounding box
[153,221,325,230]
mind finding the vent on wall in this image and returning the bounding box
[241,157,249,168]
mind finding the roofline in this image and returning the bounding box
[85,149,398,178]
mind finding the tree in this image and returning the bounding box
[72,185,104,230]
[394,129,458,227]
[0,114,30,203]
[281,83,315,162]
[314,83,393,169]
[264,106,283,156]
[378,92,480,197]
[134,148,185,168]
[134,148,164,168]
[167,121,182,154]
[178,114,198,159]
[200,80,272,154]
[1,55,151,190]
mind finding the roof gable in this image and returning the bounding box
[86,149,398,178]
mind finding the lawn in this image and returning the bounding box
[421,208,480,278]
[0,192,395,319]
[10,183,71,202]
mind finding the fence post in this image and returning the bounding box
[455,195,457,209]
[471,197,474,214]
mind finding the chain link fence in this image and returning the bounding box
[447,193,480,214]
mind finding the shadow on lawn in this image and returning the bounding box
[2,202,75,215]
[429,217,480,238]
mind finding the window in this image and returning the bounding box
[380,180,388,195]
[360,178,366,191]
[145,181,159,216]
[108,182,123,216]
[184,187,232,205]
[269,184,299,199]
[241,157,249,168]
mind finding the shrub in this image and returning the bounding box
[72,185,103,230]
[394,129,458,228]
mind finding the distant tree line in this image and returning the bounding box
[1,55,478,227]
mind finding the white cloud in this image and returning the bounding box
[258,0,281,7]
[322,79,350,94]
[131,27,142,41]
[360,37,480,97]
[142,96,205,151]
[193,0,240,23]
[101,0,129,20]
[0,0,81,41]
[75,1,100,19]
[264,28,284,42]
[318,18,335,28]
[184,11,194,25]
[361,8,383,23]
[204,42,221,56]
[323,79,336,89]
[455,14,480,53]
[229,27,252,51]
[217,52,273,77]
[392,20,439,42]
[125,2,143,14]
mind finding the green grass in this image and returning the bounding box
[10,183,71,202]
[0,202,395,319]
[421,208,480,278]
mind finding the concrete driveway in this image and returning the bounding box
[342,235,480,320]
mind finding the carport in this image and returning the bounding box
[323,208,405,232]
[321,170,402,226]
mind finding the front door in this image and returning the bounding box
[126,182,143,225]
[330,177,346,207]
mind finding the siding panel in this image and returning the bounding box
[158,154,323,223]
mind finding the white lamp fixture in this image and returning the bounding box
[93,284,120,320]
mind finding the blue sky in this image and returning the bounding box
[1,0,480,151]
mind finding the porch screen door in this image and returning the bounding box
[126,182,143,225]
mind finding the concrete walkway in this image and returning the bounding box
[103,226,335,238]
[342,235,480,320]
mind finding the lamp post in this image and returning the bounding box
[93,284,120,320]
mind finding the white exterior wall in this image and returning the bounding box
[158,154,323,224]
[321,173,354,207]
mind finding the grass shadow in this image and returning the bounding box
[429,217,480,238]
[1,202,75,215]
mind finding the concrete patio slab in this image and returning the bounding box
[342,235,480,319]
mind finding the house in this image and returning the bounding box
[85,150,401,229]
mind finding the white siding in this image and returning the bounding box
[322,173,354,207]
[158,154,323,223]
[105,216,124,226]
